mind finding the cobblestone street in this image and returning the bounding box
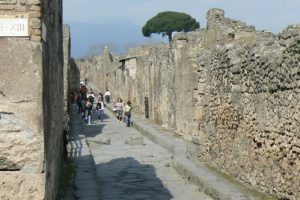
[62,104,213,200]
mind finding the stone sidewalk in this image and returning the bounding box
[103,103,268,200]
[62,104,213,200]
[60,105,100,200]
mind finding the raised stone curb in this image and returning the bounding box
[132,118,260,200]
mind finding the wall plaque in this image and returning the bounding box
[0,0,17,3]
[0,18,29,36]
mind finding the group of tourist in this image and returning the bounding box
[72,84,132,127]
[73,84,106,125]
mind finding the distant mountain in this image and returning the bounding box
[64,21,167,58]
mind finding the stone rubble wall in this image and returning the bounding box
[196,25,300,200]
[80,8,300,199]
[0,0,65,199]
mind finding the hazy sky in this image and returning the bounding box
[63,0,300,57]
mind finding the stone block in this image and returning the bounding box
[29,11,41,18]
[30,5,41,11]
[16,5,27,11]
[27,0,40,4]
[0,5,14,10]
[30,35,41,41]
[87,137,111,146]
[30,18,40,28]
[31,28,41,36]
[125,136,144,145]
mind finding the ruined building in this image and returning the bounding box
[78,9,300,200]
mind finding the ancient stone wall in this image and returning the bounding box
[81,9,300,199]
[0,0,45,199]
[0,0,64,199]
[195,26,300,200]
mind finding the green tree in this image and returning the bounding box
[142,11,200,42]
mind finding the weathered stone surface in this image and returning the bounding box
[0,172,45,200]
[79,8,300,200]
[63,24,71,111]
[0,113,43,170]
[0,157,18,170]
[42,1,64,200]
[0,1,45,199]
[0,39,42,132]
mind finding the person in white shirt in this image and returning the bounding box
[104,90,111,103]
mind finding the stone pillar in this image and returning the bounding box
[63,24,71,111]
[41,0,64,199]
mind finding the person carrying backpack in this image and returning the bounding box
[88,92,95,105]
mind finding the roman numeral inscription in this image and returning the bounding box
[0,0,17,3]
[0,18,29,36]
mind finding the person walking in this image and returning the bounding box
[98,92,103,99]
[87,89,95,105]
[81,96,87,119]
[85,99,93,125]
[96,96,105,122]
[124,101,132,127]
[114,98,124,123]
[104,89,111,104]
